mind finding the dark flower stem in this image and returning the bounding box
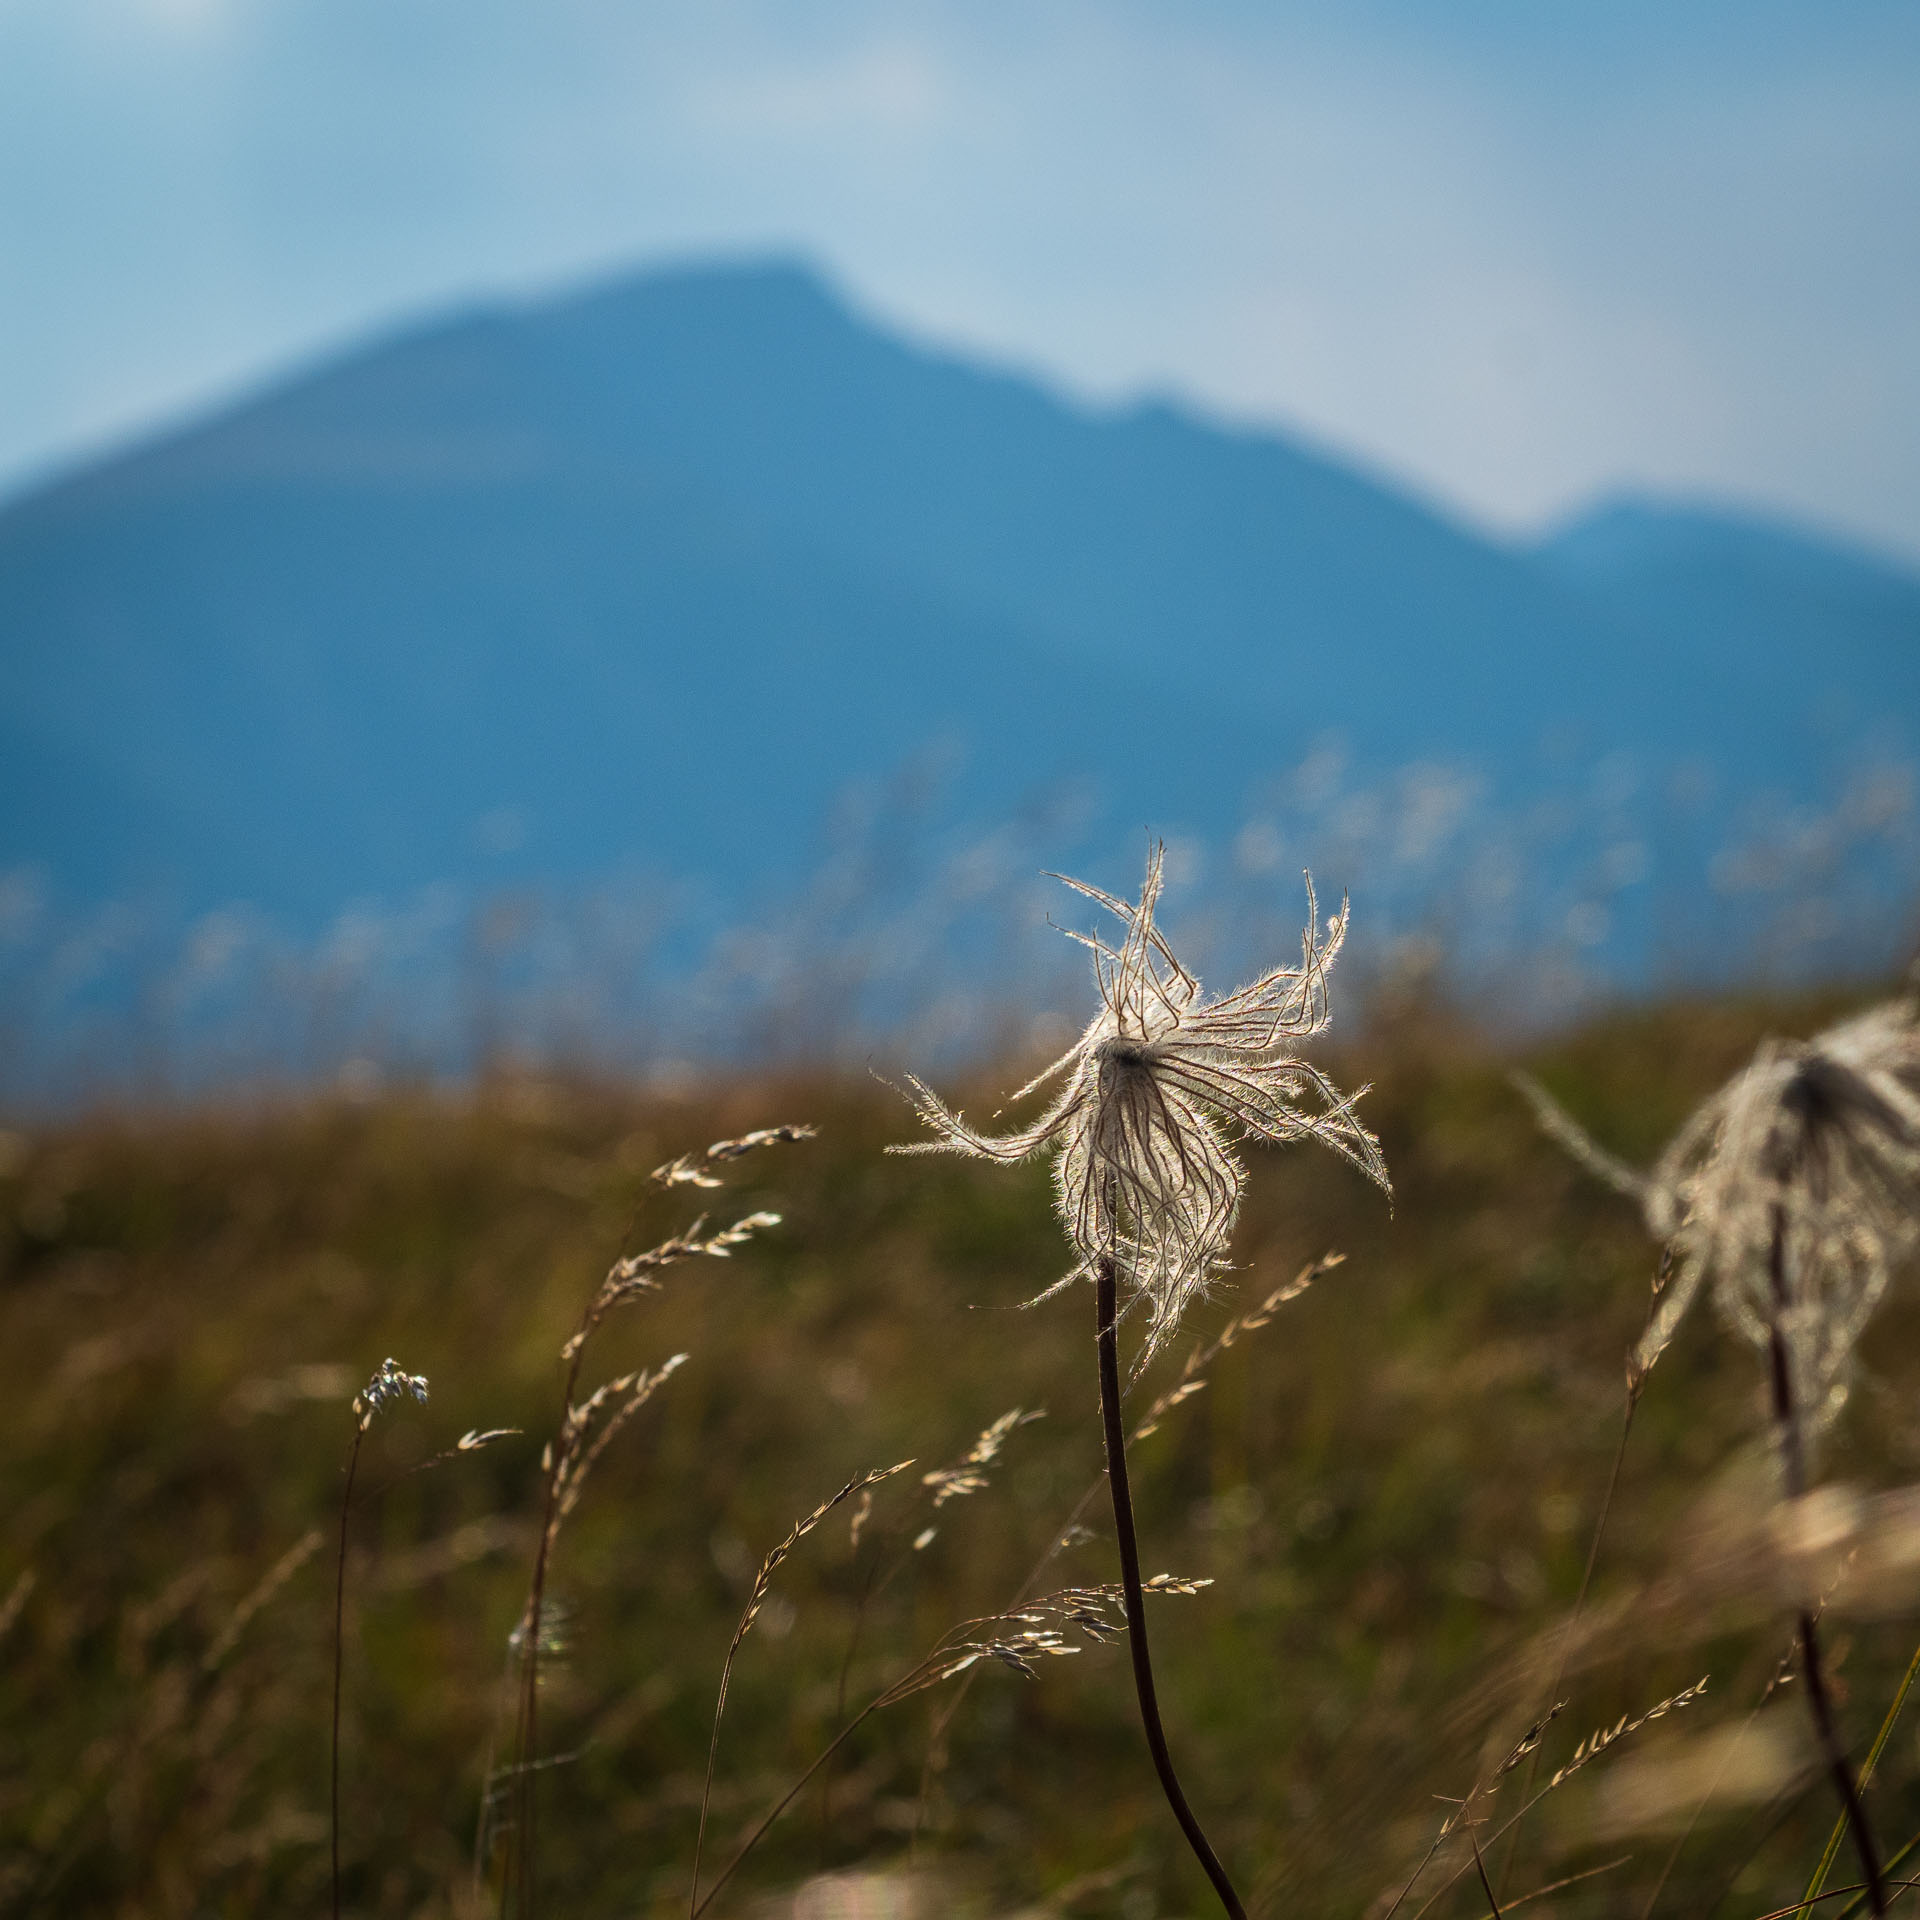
[1767,1203,1886,1918]
[332,1420,366,1920]
[1095,1254,1247,1920]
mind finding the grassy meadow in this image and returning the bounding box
[6,984,1920,1917]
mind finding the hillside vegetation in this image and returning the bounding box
[5,986,1920,1917]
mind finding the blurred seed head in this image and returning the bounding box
[1637,997,1920,1418]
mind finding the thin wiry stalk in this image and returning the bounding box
[692,1584,1146,1918]
[694,1696,891,1919]
[509,1337,690,1911]
[1769,1203,1888,1916]
[1840,1841,1920,1919]
[1468,1824,1503,1918]
[501,1140,800,1916]
[1637,1626,1800,1920]
[827,1405,1045,1834]
[1497,1253,1660,1900]
[508,1339,583,1920]
[1791,1587,1885,1917]
[1096,1254,1246,1920]
[1759,1881,1920,1920]
[689,1462,912,1919]
[332,1358,427,1920]
[1386,1678,1707,1920]
[1495,1858,1632,1914]
[473,1639,521,1912]
[1799,1635,1920,1919]
[821,1553,882,1834]
[1379,1707,1562,1920]
[331,1422,364,1920]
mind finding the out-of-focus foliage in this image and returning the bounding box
[5,985,1920,1917]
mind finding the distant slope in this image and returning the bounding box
[1535,498,1920,767]
[2,257,1916,931]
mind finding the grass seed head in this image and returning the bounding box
[352,1357,429,1430]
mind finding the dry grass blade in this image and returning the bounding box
[1420,1684,1709,1920]
[1498,1857,1633,1914]
[921,1407,1046,1509]
[551,1356,687,1532]
[1636,1618,1807,1918]
[652,1123,818,1188]
[737,1463,914,1648]
[1133,1252,1341,1439]
[507,1126,810,1917]
[1378,1706,1564,1920]
[690,1461,913,1917]
[562,1214,782,1361]
[692,1580,1211,1920]
[1544,1676,1710,1790]
[1385,1683,1709,1920]
[826,1399,1055,1831]
[1757,1878,1920,1920]
[203,1527,322,1675]
[1498,1371,1647,1901]
[0,1567,36,1645]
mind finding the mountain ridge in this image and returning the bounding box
[3,255,1916,949]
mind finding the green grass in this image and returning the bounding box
[4,984,1920,1917]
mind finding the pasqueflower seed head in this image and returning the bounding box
[889,844,1389,1360]
[1637,997,1920,1420]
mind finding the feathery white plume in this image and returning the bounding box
[890,844,1388,1360]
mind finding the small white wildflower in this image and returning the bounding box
[353,1357,430,1429]
[889,844,1388,1360]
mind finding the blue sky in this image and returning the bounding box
[2,1,1917,556]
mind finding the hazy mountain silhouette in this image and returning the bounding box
[3,256,1916,931]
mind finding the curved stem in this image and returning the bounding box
[332,1422,366,1920]
[1768,1202,1886,1917]
[1798,1636,1920,1919]
[692,1700,884,1919]
[1501,1385,1639,1902]
[1096,1255,1247,1920]
[508,1340,587,1918]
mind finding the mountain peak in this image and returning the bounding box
[1,255,1914,964]
[1537,491,1920,596]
